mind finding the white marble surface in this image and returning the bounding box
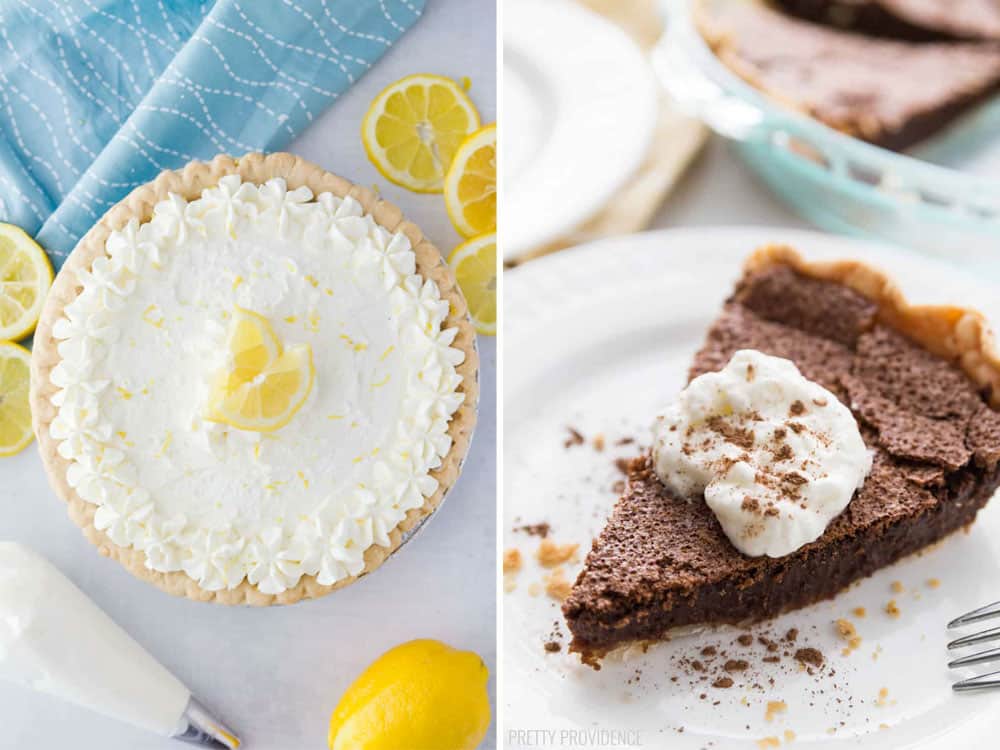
[0,0,498,748]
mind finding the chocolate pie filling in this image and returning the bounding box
[564,265,1000,665]
[773,0,1000,43]
[699,1,1000,151]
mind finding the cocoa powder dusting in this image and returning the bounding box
[705,416,756,450]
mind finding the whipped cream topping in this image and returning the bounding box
[49,175,465,594]
[652,349,871,557]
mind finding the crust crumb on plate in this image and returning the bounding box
[765,700,787,722]
[536,539,579,567]
[503,548,522,573]
[544,568,572,601]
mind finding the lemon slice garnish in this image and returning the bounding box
[448,233,496,336]
[362,74,481,193]
[207,308,314,433]
[0,341,34,456]
[0,223,53,341]
[444,124,496,238]
[226,307,281,380]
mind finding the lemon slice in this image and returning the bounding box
[207,308,314,432]
[444,124,496,238]
[0,341,34,456]
[362,74,481,193]
[226,307,281,381]
[449,233,496,336]
[0,223,53,341]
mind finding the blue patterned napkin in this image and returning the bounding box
[0,0,424,268]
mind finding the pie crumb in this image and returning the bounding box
[515,522,551,538]
[536,539,579,567]
[886,599,900,618]
[784,729,796,742]
[835,618,862,654]
[876,687,890,707]
[503,577,517,593]
[757,738,780,749]
[765,700,787,722]
[926,578,941,589]
[593,434,605,451]
[503,548,522,573]
[852,607,866,618]
[890,581,904,594]
[545,568,572,601]
[794,647,824,668]
[712,676,734,688]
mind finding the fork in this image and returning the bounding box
[948,601,1000,691]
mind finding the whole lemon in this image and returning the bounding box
[328,638,491,750]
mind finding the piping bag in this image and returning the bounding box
[0,542,240,748]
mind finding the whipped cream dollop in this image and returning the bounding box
[49,176,465,594]
[652,349,871,557]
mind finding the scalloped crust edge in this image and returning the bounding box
[29,152,480,606]
[745,244,1000,408]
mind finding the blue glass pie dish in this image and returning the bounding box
[653,0,1000,263]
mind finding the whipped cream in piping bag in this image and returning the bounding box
[0,542,239,747]
[652,350,872,557]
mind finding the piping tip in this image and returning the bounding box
[172,696,241,749]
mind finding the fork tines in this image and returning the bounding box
[949,600,1000,692]
[948,600,1000,629]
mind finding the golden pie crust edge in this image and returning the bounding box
[29,152,480,606]
[746,244,1000,408]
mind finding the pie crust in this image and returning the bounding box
[746,244,1000,405]
[29,152,479,606]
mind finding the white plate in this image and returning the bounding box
[501,0,658,260]
[503,227,1000,749]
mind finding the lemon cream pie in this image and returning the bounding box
[30,154,477,604]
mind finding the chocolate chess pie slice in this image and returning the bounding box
[564,245,1000,666]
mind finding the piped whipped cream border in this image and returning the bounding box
[41,165,471,598]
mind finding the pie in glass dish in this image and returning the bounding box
[30,153,478,605]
